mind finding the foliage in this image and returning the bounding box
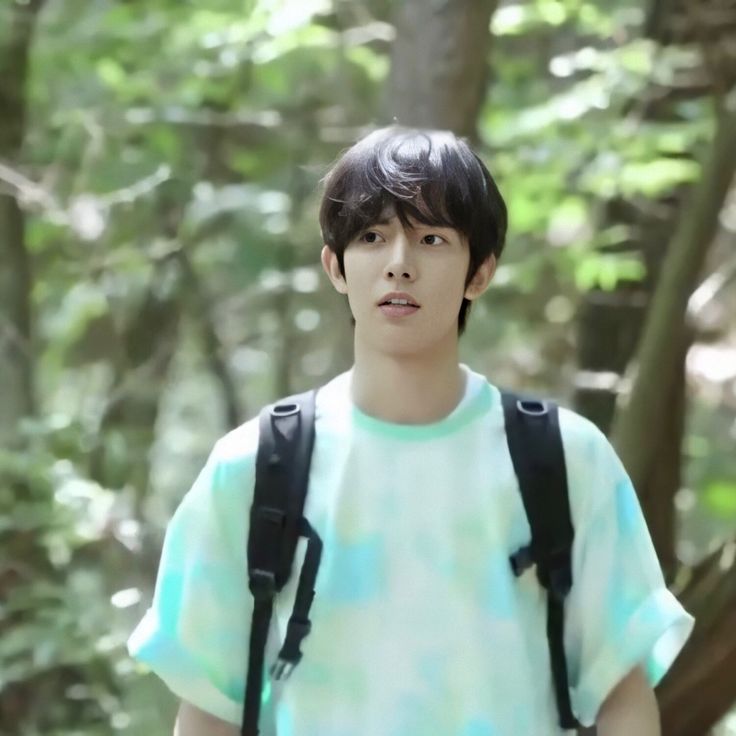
[0,417,134,734]
[1,0,734,733]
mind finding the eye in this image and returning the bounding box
[421,234,445,246]
[359,230,384,244]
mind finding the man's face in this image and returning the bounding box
[322,213,495,357]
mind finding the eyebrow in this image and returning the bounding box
[368,216,452,230]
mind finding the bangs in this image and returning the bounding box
[320,128,481,246]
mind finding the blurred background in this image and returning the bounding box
[1,0,735,734]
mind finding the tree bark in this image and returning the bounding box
[639,329,688,581]
[574,287,647,435]
[609,106,736,734]
[387,0,499,141]
[572,2,736,727]
[658,540,736,735]
[0,3,57,729]
[0,0,46,447]
[611,108,736,491]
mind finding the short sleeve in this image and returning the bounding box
[127,428,265,726]
[564,422,695,727]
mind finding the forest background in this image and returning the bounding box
[1,0,735,734]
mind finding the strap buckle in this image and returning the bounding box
[270,617,312,681]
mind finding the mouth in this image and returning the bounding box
[378,300,420,307]
[377,294,420,308]
[378,302,421,318]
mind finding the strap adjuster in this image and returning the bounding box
[537,546,572,601]
[516,398,549,416]
[284,618,312,641]
[509,544,535,576]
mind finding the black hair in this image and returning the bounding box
[319,126,508,335]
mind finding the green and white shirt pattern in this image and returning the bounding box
[128,364,694,734]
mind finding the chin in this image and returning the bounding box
[384,334,453,359]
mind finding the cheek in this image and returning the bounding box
[341,257,373,309]
[344,253,377,286]
[436,261,470,302]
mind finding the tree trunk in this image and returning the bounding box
[568,0,736,726]
[0,3,58,729]
[639,329,688,581]
[610,107,736,734]
[573,0,736,570]
[611,108,736,492]
[574,287,647,435]
[0,0,45,447]
[658,540,736,735]
[387,0,499,141]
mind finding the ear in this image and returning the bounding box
[321,245,348,295]
[464,254,497,301]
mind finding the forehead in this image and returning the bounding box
[371,203,456,230]
[363,196,456,228]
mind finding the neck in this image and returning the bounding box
[350,339,466,425]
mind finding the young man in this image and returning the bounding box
[128,127,694,735]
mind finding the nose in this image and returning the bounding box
[384,231,416,281]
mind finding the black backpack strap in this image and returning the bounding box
[501,391,580,731]
[242,389,318,736]
[270,516,323,680]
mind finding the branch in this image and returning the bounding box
[124,106,281,130]
[0,160,64,214]
[0,161,172,239]
[98,164,171,207]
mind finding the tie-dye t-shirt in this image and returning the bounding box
[128,364,694,734]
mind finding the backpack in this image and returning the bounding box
[242,387,580,735]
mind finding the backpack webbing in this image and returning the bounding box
[243,390,317,736]
[243,387,580,733]
[501,391,579,730]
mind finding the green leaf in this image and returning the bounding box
[703,481,736,519]
[346,46,390,84]
[575,252,646,291]
[97,58,126,89]
[620,158,701,197]
[546,196,590,246]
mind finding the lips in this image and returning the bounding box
[379,303,420,318]
[377,291,421,307]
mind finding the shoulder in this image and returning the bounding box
[556,404,626,528]
[212,414,261,466]
[205,374,338,488]
[188,414,262,508]
[557,403,610,460]
[158,414,264,562]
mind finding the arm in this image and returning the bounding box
[127,436,256,735]
[596,666,660,736]
[174,700,239,736]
